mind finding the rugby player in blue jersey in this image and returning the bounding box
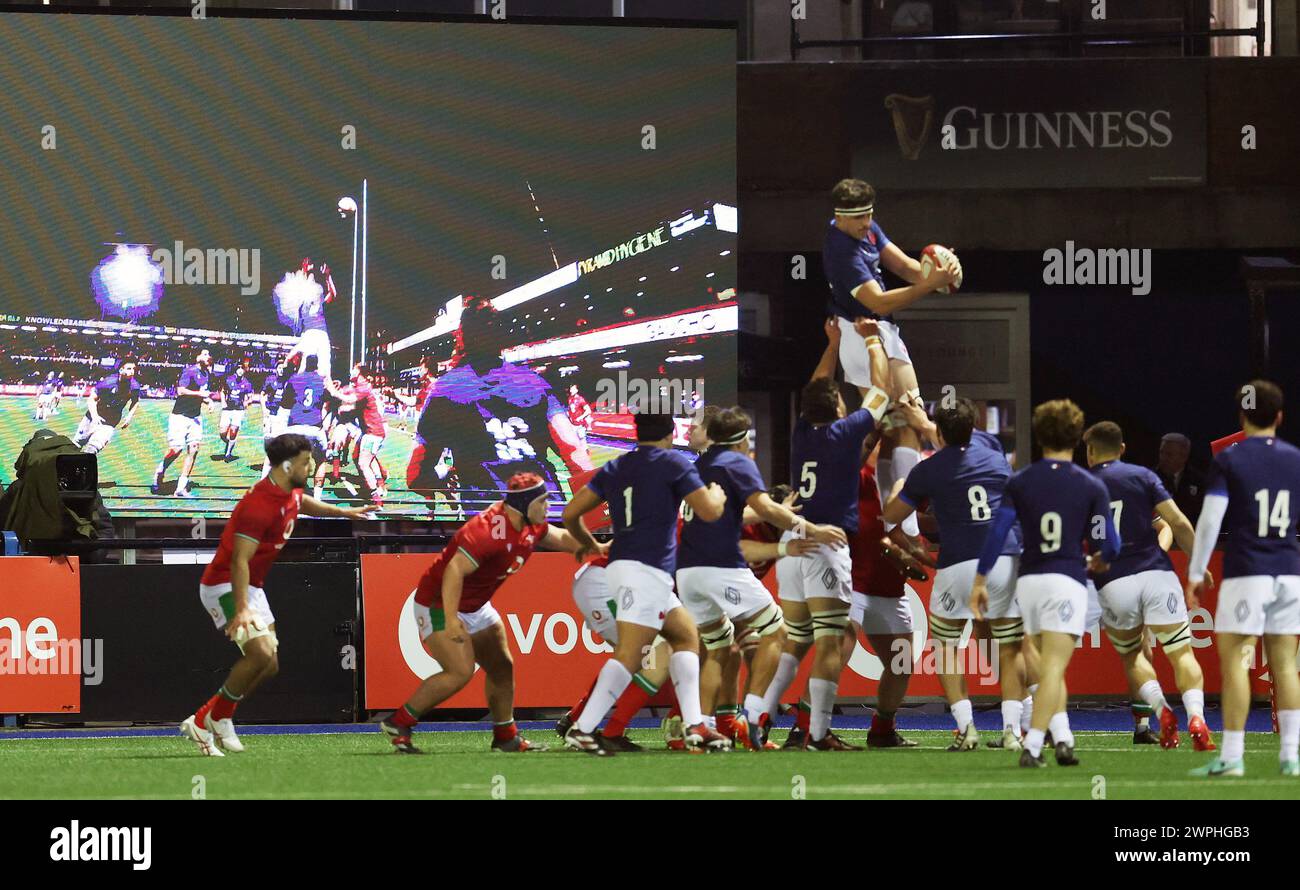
[561,411,729,755]
[1082,421,1215,752]
[1187,381,1300,777]
[973,399,1119,767]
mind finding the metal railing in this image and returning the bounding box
[792,3,1267,60]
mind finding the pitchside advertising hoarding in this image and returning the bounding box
[361,550,1249,711]
[851,61,1206,189]
[0,557,81,714]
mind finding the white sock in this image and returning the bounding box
[1138,679,1170,718]
[576,660,632,734]
[808,678,838,741]
[704,714,717,730]
[743,692,766,726]
[669,650,704,727]
[1222,729,1245,763]
[1182,688,1205,721]
[1025,727,1045,758]
[1280,710,1300,763]
[1001,699,1023,736]
[762,652,800,720]
[889,447,922,536]
[1022,685,1037,732]
[950,698,973,731]
[176,474,190,492]
[1048,711,1074,748]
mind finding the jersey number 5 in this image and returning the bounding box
[799,462,817,500]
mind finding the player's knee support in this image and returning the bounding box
[744,602,784,639]
[1154,622,1193,654]
[811,608,850,640]
[701,617,736,651]
[1105,630,1144,655]
[786,618,813,645]
[234,622,278,656]
[928,615,964,643]
[990,620,1025,646]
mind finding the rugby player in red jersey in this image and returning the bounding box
[180,433,377,756]
[381,473,598,753]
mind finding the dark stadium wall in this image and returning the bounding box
[48,563,358,724]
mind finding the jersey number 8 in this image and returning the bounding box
[967,485,990,521]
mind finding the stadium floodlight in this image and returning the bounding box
[91,244,163,323]
[338,194,359,367]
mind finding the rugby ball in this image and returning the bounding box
[920,244,962,293]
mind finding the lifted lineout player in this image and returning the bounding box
[973,399,1119,768]
[822,178,957,539]
[73,357,142,455]
[1082,420,1215,752]
[282,258,336,382]
[763,318,890,751]
[884,396,1028,752]
[180,433,375,756]
[152,347,215,498]
[1187,380,1300,778]
[561,411,730,755]
[407,295,592,513]
[380,473,592,753]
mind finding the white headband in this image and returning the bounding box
[834,204,874,215]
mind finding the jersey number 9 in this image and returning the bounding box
[1039,512,1062,553]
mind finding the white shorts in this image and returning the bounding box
[676,566,777,626]
[1017,574,1088,638]
[264,411,287,440]
[294,329,331,381]
[331,421,360,445]
[73,416,116,454]
[849,590,914,635]
[285,424,328,459]
[199,582,275,631]
[837,316,912,388]
[411,598,502,641]
[358,432,385,455]
[573,562,618,645]
[1085,579,1103,630]
[1098,570,1187,631]
[1214,575,1300,636]
[605,559,681,632]
[220,410,246,430]
[775,532,852,605]
[167,414,203,450]
[931,556,1020,621]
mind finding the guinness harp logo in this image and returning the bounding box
[885,94,935,160]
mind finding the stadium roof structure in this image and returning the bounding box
[0,315,298,348]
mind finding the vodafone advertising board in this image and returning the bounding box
[361,550,1240,711]
[0,557,82,714]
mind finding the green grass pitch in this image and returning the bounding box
[4,729,1300,799]
[0,394,623,520]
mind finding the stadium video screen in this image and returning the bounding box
[0,10,736,521]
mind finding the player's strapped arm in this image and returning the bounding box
[741,537,819,563]
[544,394,595,472]
[299,494,378,520]
[1154,516,1174,551]
[852,318,892,421]
[440,550,476,643]
[745,490,845,547]
[561,485,608,562]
